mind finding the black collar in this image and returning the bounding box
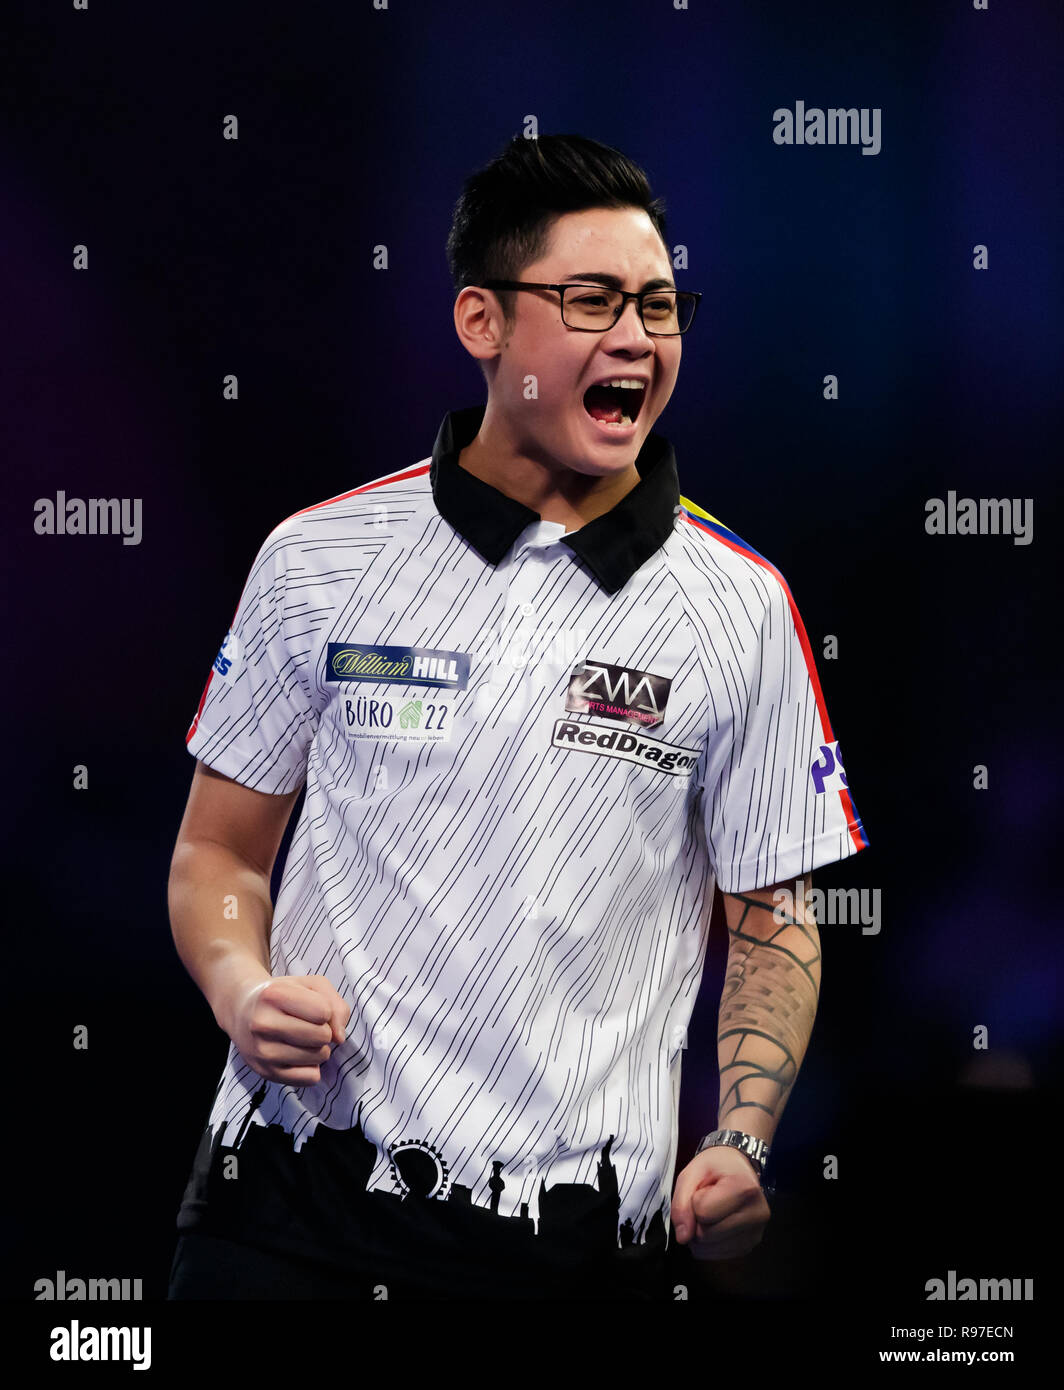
[428,405,680,595]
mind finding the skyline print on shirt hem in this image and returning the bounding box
[177,1083,670,1278]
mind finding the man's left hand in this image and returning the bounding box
[670,1145,771,1260]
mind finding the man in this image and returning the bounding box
[167,132,868,1301]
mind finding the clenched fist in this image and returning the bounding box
[222,973,351,1086]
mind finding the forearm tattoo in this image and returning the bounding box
[717,891,822,1128]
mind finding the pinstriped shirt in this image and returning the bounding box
[176,403,868,1277]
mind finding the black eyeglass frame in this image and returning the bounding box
[480,279,702,336]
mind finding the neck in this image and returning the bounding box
[456,403,641,533]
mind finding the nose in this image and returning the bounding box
[605,296,654,350]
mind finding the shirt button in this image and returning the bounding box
[519,602,535,617]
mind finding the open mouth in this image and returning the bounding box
[582,380,647,428]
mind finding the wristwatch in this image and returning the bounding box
[696,1128,772,1187]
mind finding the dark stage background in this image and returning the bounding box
[2,0,1059,1350]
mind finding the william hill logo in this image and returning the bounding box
[326,643,469,690]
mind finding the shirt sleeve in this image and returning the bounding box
[184,525,318,794]
[701,568,869,893]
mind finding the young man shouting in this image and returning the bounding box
[167,132,868,1301]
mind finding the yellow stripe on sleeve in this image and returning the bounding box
[678,495,724,526]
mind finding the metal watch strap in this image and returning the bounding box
[696,1128,771,1183]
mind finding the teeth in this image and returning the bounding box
[586,378,643,429]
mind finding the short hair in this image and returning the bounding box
[446,133,669,336]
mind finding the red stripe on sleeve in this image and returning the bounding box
[684,516,867,853]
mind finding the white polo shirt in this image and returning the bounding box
[176,403,868,1280]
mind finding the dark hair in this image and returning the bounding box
[446,133,669,331]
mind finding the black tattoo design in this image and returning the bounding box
[718,890,821,1127]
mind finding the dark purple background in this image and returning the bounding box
[2,0,1059,1310]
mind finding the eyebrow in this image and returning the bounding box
[559,272,677,292]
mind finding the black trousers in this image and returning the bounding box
[167,1229,670,1301]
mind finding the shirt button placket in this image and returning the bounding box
[499,547,541,719]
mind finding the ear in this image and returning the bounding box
[454,285,508,365]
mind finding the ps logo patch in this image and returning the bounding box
[811,741,848,793]
[565,659,672,729]
[212,629,243,685]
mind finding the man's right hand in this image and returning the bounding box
[220,973,352,1086]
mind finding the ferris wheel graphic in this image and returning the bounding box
[387,1138,451,1200]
